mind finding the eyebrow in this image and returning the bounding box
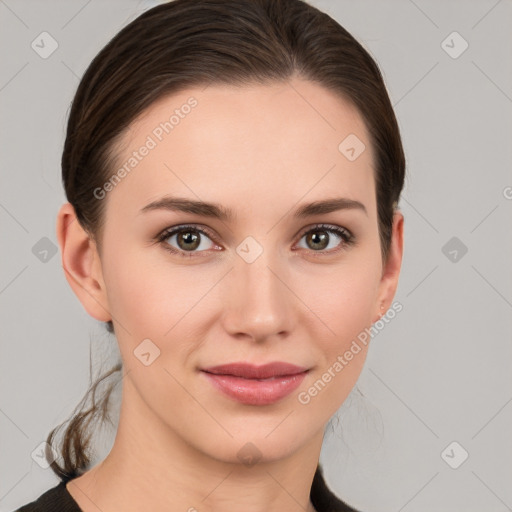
[140,195,367,220]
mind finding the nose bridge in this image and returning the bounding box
[223,240,293,339]
[241,250,280,301]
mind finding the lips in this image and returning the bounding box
[201,362,309,379]
[200,362,310,405]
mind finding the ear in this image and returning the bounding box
[56,202,112,323]
[373,211,404,323]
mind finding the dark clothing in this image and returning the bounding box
[311,465,361,511]
[15,464,360,512]
[15,481,79,512]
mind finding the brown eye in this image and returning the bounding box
[158,225,218,256]
[175,230,201,251]
[296,224,354,254]
[305,230,330,251]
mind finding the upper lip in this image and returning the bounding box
[201,362,309,379]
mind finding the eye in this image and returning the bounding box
[156,222,355,258]
[295,223,355,255]
[156,224,219,257]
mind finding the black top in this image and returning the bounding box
[14,464,361,512]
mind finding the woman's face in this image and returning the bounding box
[86,78,402,463]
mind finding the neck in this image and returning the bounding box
[67,377,323,512]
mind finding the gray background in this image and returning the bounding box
[1,0,511,511]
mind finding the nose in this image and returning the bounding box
[221,249,295,343]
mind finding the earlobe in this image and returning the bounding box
[56,202,112,323]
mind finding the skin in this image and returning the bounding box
[57,77,404,512]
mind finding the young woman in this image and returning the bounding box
[15,0,405,510]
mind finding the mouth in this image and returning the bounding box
[201,361,309,379]
[200,362,310,405]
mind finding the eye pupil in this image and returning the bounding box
[307,230,329,250]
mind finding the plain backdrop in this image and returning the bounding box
[1,1,511,511]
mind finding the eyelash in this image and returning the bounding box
[155,223,356,258]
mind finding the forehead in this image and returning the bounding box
[106,78,376,220]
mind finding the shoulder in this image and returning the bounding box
[13,481,82,512]
[311,464,362,512]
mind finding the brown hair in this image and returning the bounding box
[48,0,406,496]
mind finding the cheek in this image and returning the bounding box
[295,260,379,408]
[298,257,379,342]
[101,255,207,412]
[104,255,201,336]
[102,250,227,376]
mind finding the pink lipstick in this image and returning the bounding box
[201,362,309,406]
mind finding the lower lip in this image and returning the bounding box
[201,370,308,406]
